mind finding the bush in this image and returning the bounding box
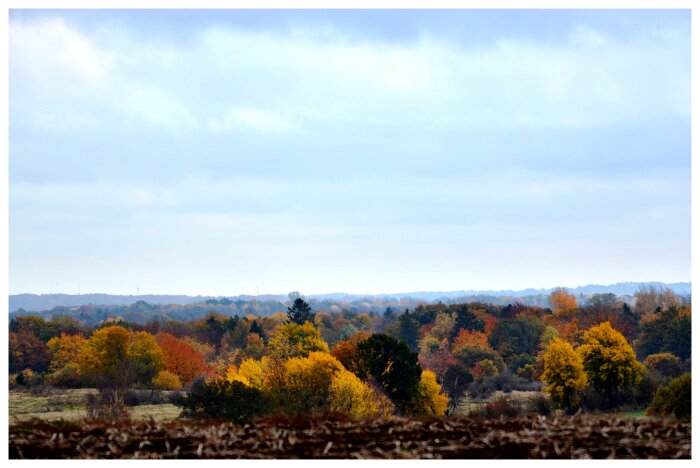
[527,392,553,416]
[152,370,182,390]
[467,371,543,399]
[646,373,691,420]
[470,395,521,419]
[178,378,271,423]
[86,388,131,424]
[15,368,44,387]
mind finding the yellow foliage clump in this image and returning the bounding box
[152,370,182,390]
[328,368,380,417]
[414,369,448,416]
[541,338,586,411]
[226,358,264,390]
[576,322,643,399]
[268,322,329,360]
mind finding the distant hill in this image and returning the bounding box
[8,281,690,313]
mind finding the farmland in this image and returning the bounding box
[9,413,690,459]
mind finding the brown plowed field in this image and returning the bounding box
[9,414,690,459]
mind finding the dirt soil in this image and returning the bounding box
[9,413,691,459]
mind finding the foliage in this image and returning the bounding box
[449,304,485,335]
[130,331,165,384]
[413,370,448,416]
[152,370,182,390]
[328,368,380,417]
[76,326,133,386]
[226,358,264,390]
[268,321,329,360]
[541,338,587,412]
[488,314,545,362]
[635,306,691,360]
[287,297,315,325]
[244,333,266,360]
[86,388,131,424]
[46,334,87,386]
[549,288,577,314]
[441,364,473,414]
[282,352,343,414]
[390,311,420,351]
[453,329,489,350]
[9,331,51,374]
[634,285,681,315]
[354,333,422,415]
[472,359,499,379]
[178,378,270,423]
[644,353,682,381]
[646,373,691,420]
[453,344,505,372]
[577,322,644,409]
[156,332,209,385]
[331,331,371,375]
[466,371,543,399]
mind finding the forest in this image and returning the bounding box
[8,285,691,458]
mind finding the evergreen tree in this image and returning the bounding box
[287,298,315,325]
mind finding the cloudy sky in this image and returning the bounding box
[9,9,690,296]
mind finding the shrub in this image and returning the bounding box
[528,392,553,416]
[467,371,543,399]
[86,388,131,424]
[15,368,44,387]
[178,378,271,423]
[644,353,683,381]
[152,370,182,390]
[646,373,691,420]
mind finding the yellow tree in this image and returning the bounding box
[130,331,164,385]
[541,338,587,412]
[76,326,132,384]
[268,322,329,360]
[46,334,86,386]
[414,369,449,416]
[329,368,380,417]
[576,322,643,408]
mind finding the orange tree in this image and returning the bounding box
[576,322,643,409]
[540,338,586,412]
[156,332,208,385]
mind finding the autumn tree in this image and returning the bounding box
[76,326,133,385]
[449,304,485,337]
[156,332,208,385]
[634,285,681,315]
[152,370,182,390]
[442,363,473,414]
[329,368,381,417]
[46,333,87,386]
[130,331,164,384]
[268,321,329,360]
[9,331,51,374]
[541,338,587,412]
[413,369,449,416]
[644,353,683,382]
[576,322,643,409]
[549,287,577,314]
[635,306,691,360]
[330,331,372,375]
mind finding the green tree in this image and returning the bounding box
[576,322,644,409]
[646,373,691,420]
[488,314,545,362]
[287,296,315,325]
[355,333,422,415]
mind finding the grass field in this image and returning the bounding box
[9,389,181,423]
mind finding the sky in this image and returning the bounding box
[8,9,691,296]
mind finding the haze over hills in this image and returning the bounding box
[9,281,691,313]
